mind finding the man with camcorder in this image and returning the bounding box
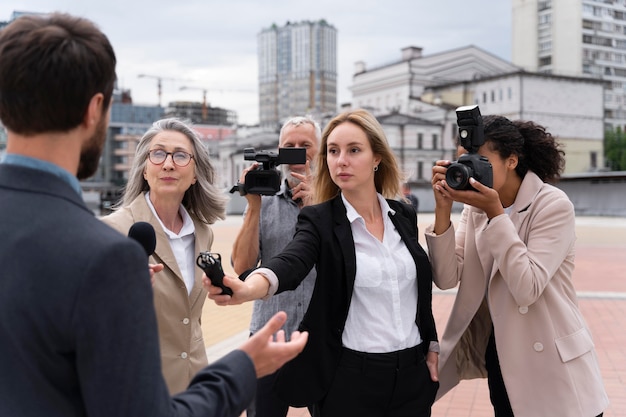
[231,115,321,417]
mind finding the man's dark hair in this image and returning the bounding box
[0,13,116,135]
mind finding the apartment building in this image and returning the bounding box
[258,20,338,130]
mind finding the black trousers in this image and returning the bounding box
[246,370,289,417]
[485,328,515,417]
[485,328,603,417]
[317,344,439,417]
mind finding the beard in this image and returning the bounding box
[281,162,314,188]
[281,165,301,187]
[77,116,107,180]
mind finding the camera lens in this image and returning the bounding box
[446,163,472,190]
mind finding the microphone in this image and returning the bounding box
[128,221,156,257]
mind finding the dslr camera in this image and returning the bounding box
[445,105,493,191]
[240,147,306,195]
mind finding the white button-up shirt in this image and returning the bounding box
[145,192,196,294]
[340,193,422,353]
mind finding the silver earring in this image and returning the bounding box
[373,165,379,172]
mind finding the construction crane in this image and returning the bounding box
[179,86,208,121]
[138,74,193,107]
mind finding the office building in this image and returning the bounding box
[512,0,624,130]
[258,19,337,130]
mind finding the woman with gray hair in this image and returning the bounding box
[102,118,228,394]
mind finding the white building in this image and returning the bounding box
[350,45,519,116]
[512,0,626,130]
[349,46,518,182]
[424,71,606,173]
[350,45,606,175]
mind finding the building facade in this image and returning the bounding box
[350,45,606,176]
[349,46,521,181]
[512,0,626,130]
[258,20,337,130]
[424,71,606,173]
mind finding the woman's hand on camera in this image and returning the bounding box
[432,160,454,210]
[435,173,504,220]
[463,178,504,219]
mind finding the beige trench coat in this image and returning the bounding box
[426,172,608,417]
[102,193,212,395]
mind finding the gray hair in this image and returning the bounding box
[279,115,322,144]
[118,118,228,224]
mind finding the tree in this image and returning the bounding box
[604,127,626,171]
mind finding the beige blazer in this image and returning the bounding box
[426,172,608,417]
[102,193,212,395]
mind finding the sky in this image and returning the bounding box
[1,0,512,125]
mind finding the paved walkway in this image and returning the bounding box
[202,214,626,417]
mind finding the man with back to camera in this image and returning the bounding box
[231,116,321,417]
[0,13,307,417]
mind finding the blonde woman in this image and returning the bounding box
[206,109,440,417]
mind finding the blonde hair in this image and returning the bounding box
[313,109,404,204]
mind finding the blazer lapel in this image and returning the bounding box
[129,196,184,282]
[330,196,357,306]
[189,218,212,308]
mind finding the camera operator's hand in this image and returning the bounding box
[239,163,262,207]
[290,160,314,207]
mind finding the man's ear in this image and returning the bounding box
[83,93,105,128]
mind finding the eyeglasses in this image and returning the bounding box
[147,149,194,167]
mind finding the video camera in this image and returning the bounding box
[445,105,493,191]
[239,147,306,195]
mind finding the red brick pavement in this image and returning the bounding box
[207,214,626,417]
[288,218,626,417]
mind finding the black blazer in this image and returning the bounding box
[0,164,255,417]
[268,194,438,406]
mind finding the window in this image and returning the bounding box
[590,152,597,169]
[539,41,552,52]
[417,161,424,180]
[539,56,552,66]
[432,134,438,150]
[417,133,423,149]
[538,0,552,11]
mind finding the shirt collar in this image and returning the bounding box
[144,191,195,238]
[341,192,395,224]
[0,153,82,196]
